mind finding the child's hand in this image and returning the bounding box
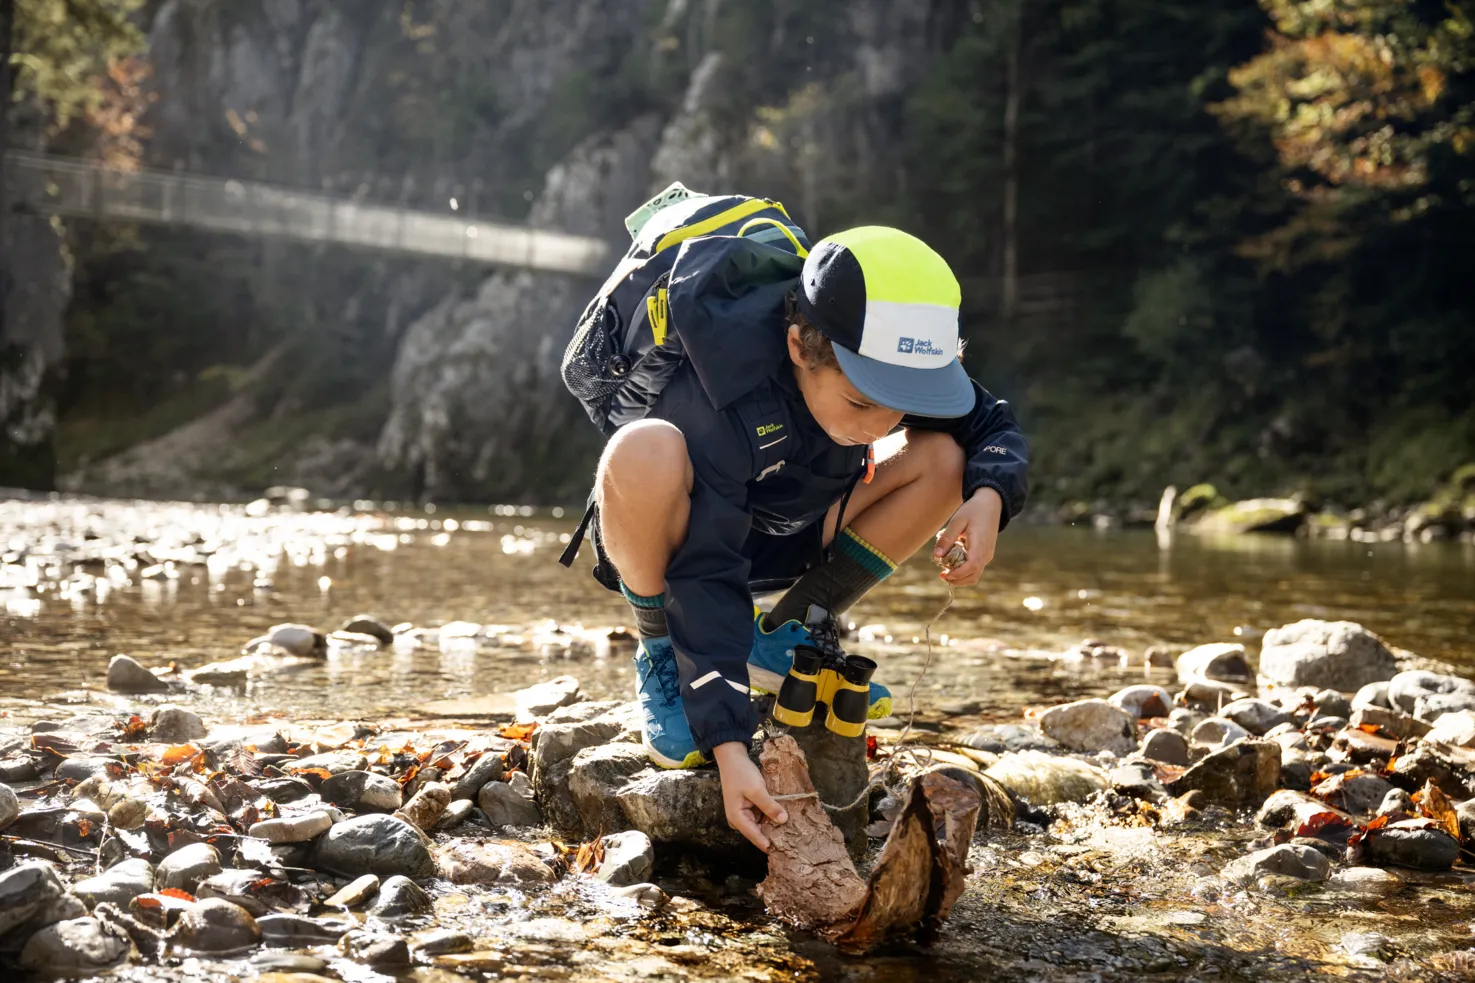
[933,487,1003,587]
[713,741,787,851]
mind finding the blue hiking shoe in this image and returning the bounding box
[747,608,893,720]
[634,636,707,769]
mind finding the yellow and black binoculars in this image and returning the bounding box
[771,643,876,738]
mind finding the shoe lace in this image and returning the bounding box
[805,613,845,662]
[650,645,682,703]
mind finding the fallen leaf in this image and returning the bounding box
[1418,782,1461,841]
[158,888,195,902]
[500,722,537,741]
[1296,811,1357,840]
[117,716,148,742]
[160,745,200,766]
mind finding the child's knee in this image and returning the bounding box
[598,420,693,504]
[910,430,965,502]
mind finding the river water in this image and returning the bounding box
[3,498,1475,981]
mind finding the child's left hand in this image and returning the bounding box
[932,488,1003,587]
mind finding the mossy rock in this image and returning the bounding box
[1176,483,1228,521]
[1189,498,1307,535]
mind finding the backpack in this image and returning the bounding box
[559,182,811,437]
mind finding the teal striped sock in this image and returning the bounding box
[621,583,668,639]
[766,529,897,628]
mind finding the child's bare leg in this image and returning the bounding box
[596,419,693,601]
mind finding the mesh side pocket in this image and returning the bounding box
[561,298,624,426]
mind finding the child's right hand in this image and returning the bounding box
[712,741,787,851]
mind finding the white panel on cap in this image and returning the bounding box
[856,300,958,369]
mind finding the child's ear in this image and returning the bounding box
[785,324,806,367]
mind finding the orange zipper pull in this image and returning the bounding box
[862,444,875,484]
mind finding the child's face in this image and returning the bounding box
[786,326,905,446]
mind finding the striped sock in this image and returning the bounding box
[621,583,668,639]
[765,529,897,628]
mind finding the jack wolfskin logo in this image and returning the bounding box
[898,337,947,356]
[897,338,916,354]
[755,423,784,437]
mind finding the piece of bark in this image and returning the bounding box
[756,736,867,929]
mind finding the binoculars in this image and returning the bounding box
[771,643,876,738]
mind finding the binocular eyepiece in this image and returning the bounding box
[771,643,876,738]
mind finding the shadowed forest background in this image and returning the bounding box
[2,0,1472,514]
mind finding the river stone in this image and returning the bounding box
[311,814,435,879]
[1219,698,1292,736]
[983,750,1109,806]
[320,770,402,812]
[323,874,379,908]
[1171,739,1279,809]
[155,843,222,892]
[1348,705,1431,741]
[508,771,533,796]
[1178,678,1251,712]
[1109,762,1167,802]
[515,675,584,720]
[1190,717,1251,748]
[397,781,451,831]
[1108,685,1174,719]
[1426,710,1475,747]
[594,830,655,887]
[1415,691,1475,723]
[1256,789,1351,829]
[107,654,170,693]
[415,929,475,955]
[340,615,394,646]
[1140,728,1190,765]
[615,769,743,846]
[1388,670,1475,715]
[1222,843,1331,886]
[266,623,326,658]
[248,810,334,843]
[1258,620,1399,691]
[1037,699,1137,755]
[1353,681,1391,710]
[531,717,624,779]
[0,756,40,783]
[1176,643,1252,684]
[1279,749,1314,791]
[566,743,648,838]
[452,752,505,800]
[959,723,1062,753]
[478,780,543,827]
[149,704,207,743]
[286,751,369,776]
[19,916,132,973]
[366,875,432,916]
[1380,789,1416,820]
[436,841,556,887]
[1364,825,1461,871]
[0,782,17,829]
[171,898,261,952]
[435,798,476,830]
[1388,744,1475,798]
[1312,690,1352,720]
[1266,723,1308,747]
[1311,772,1396,815]
[73,858,154,909]
[341,929,411,966]
[258,913,352,945]
[1327,867,1404,897]
[0,861,68,935]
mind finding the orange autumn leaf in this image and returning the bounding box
[500,722,537,741]
[1419,781,1461,842]
[74,818,92,838]
[160,745,200,765]
[1358,724,1382,735]
[291,767,334,780]
[158,888,195,901]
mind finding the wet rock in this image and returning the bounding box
[435,841,555,887]
[266,623,327,658]
[1037,699,1137,755]
[1312,690,1352,720]
[366,875,432,916]
[0,756,40,783]
[92,901,163,960]
[396,781,451,831]
[253,776,316,803]
[507,771,533,796]
[1379,789,1415,820]
[434,799,476,830]
[1190,716,1251,748]
[19,916,132,973]
[323,873,379,908]
[1177,678,1251,712]
[1353,681,1391,709]
[1327,867,1404,897]
[311,814,435,879]
[1258,620,1399,691]
[478,780,543,827]
[320,770,402,812]
[1331,728,1399,765]
[0,782,16,829]
[959,723,1062,753]
[250,952,330,973]
[530,712,629,828]
[1108,685,1174,719]
[73,858,154,909]
[1171,740,1279,809]
[1222,844,1331,885]
[1388,670,1475,717]
[341,929,411,966]
[1426,709,1475,747]
[1176,643,1252,684]
[1266,722,1308,746]
[515,675,584,720]
[595,830,655,887]
[149,704,207,743]
[258,913,352,945]
[107,654,170,694]
[197,868,303,916]
[1306,715,1347,734]
[1219,698,1292,736]
[1140,728,1190,765]
[415,929,474,955]
[451,752,505,800]
[1279,750,1314,791]
[155,842,222,893]
[1388,744,1475,798]
[1415,692,1475,722]
[0,861,68,935]
[1109,762,1166,802]
[1364,824,1461,871]
[169,898,261,952]
[1166,707,1206,735]
[566,743,648,838]
[248,809,334,843]
[983,750,1109,806]
[610,881,669,907]
[128,892,194,930]
[615,768,742,846]
[1255,790,1347,829]
[286,751,369,776]
[340,615,394,646]
[1311,772,1396,815]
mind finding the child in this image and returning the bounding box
[582,225,1028,851]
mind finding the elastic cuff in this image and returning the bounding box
[967,479,1015,532]
[620,583,666,608]
[835,527,897,579]
[697,726,756,757]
